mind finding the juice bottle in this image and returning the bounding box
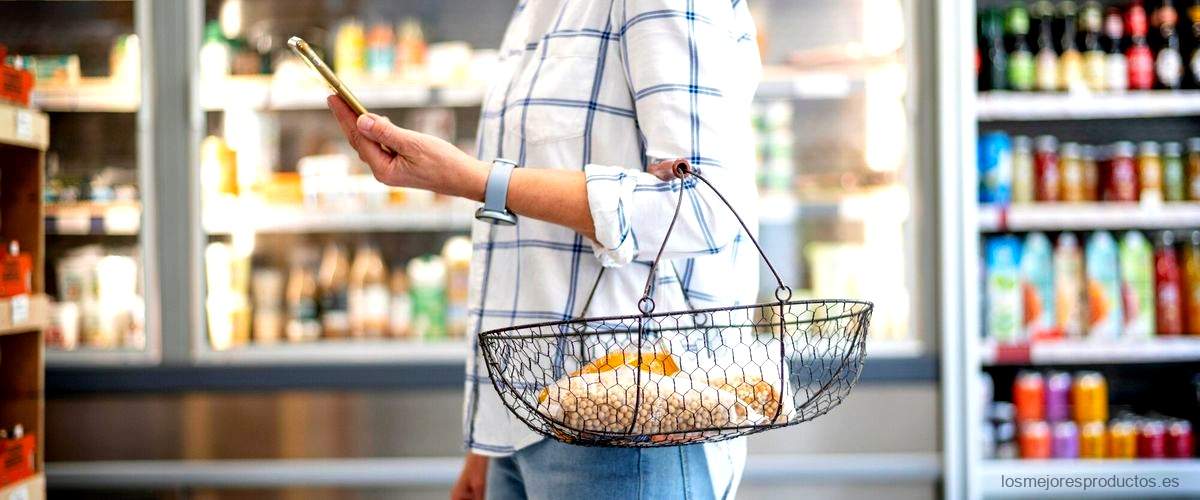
[1189,2,1200,88]
[1152,0,1184,90]
[285,248,321,342]
[333,19,365,78]
[366,22,395,80]
[1007,2,1037,91]
[348,243,389,338]
[318,242,351,339]
[388,267,412,338]
[981,8,1009,91]
[1060,142,1086,201]
[1086,230,1123,339]
[1058,1,1086,91]
[1081,145,1100,201]
[1187,137,1200,200]
[979,131,1013,204]
[1138,141,1164,203]
[1162,142,1186,202]
[442,236,473,338]
[1035,135,1061,201]
[1184,230,1200,335]
[1055,233,1087,338]
[1022,232,1057,339]
[1080,1,1108,90]
[1105,7,1130,90]
[1155,231,1185,335]
[987,236,1024,343]
[1118,231,1156,339]
[1013,136,1036,203]
[1127,1,1156,90]
[1033,1,1060,91]
[1107,141,1139,201]
[408,255,447,340]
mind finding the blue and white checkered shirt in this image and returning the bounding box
[464,0,761,492]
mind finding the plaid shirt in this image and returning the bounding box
[464,0,760,493]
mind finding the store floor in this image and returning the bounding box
[46,383,938,498]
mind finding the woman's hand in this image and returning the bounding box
[327,95,487,202]
[450,452,489,500]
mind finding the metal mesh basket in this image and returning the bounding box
[478,159,873,447]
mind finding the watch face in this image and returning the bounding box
[475,207,518,226]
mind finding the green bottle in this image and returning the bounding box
[1006,1,1036,91]
[1163,142,1187,202]
[1118,231,1155,339]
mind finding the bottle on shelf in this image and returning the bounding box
[1014,371,1045,422]
[1033,1,1061,91]
[408,255,447,340]
[318,242,351,339]
[1184,230,1200,335]
[365,22,396,80]
[1106,141,1140,202]
[1126,0,1156,90]
[986,235,1024,343]
[1137,141,1163,203]
[1034,135,1061,201]
[251,268,284,344]
[1080,144,1100,201]
[1052,420,1080,458]
[1021,232,1057,339]
[389,266,412,339]
[1162,141,1186,201]
[442,236,473,338]
[395,18,428,81]
[1007,1,1037,91]
[981,8,1009,91]
[285,248,320,342]
[348,243,389,339]
[1104,6,1131,91]
[1085,231,1123,339]
[1188,2,1200,88]
[1019,420,1052,458]
[1054,233,1086,338]
[1187,137,1200,200]
[1118,230,1155,339]
[1060,142,1085,201]
[1080,1,1108,90]
[199,21,231,81]
[1152,0,1185,89]
[1057,1,1086,91]
[1013,135,1036,203]
[333,18,366,78]
[979,131,1013,204]
[1167,420,1195,458]
[1154,231,1184,335]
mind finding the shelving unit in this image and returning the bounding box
[192,340,468,366]
[979,203,1200,232]
[30,78,140,113]
[982,337,1200,366]
[0,102,49,500]
[202,201,475,234]
[44,202,141,236]
[977,91,1200,121]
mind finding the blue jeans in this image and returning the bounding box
[485,439,717,500]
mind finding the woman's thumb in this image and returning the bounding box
[356,113,405,147]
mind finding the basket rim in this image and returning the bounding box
[478,298,874,340]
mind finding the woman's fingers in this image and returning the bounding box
[326,95,394,180]
[355,112,419,151]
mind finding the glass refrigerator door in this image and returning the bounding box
[754,0,927,356]
[192,0,512,363]
[1,1,158,364]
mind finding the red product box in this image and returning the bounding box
[0,249,32,299]
[1,434,35,487]
[0,46,34,107]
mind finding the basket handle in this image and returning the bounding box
[638,158,790,314]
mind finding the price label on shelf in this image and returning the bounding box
[14,109,33,142]
[10,293,29,325]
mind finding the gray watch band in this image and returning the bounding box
[474,158,518,225]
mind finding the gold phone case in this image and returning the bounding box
[287,36,368,115]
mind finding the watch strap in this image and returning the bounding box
[475,159,518,225]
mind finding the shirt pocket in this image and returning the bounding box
[504,38,603,145]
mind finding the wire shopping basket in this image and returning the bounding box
[478,159,872,447]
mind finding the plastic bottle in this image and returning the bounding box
[987,236,1025,343]
[1118,231,1156,339]
[1107,141,1140,201]
[1007,2,1037,91]
[442,236,473,338]
[408,255,447,340]
[388,267,412,338]
[1054,233,1087,338]
[1080,1,1108,90]
[1138,141,1164,204]
[1022,232,1057,339]
[1034,135,1061,201]
[285,248,320,342]
[349,244,389,338]
[1104,7,1130,90]
[1033,1,1061,91]
[1127,1,1156,90]
[1086,231,1123,339]
[1013,136,1036,203]
[1184,230,1200,335]
[1058,1,1086,91]
[318,242,351,339]
[979,131,1013,204]
[1187,137,1200,200]
[1155,231,1185,335]
[1153,0,1184,89]
[981,8,1009,91]
[365,22,395,80]
[1060,142,1086,201]
[334,19,365,78]
[1081,144,1100,201]
[199,21,230,81]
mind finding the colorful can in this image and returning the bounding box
[1080,421,1108,458]
[1052,421,1080,458]
[1014,371,1046,422]
[1109,420,1138,459]
[1044,371,1072,422]
[1071,371,1109,424]
[1020,420,1052,459]
[1138,420,1167,458]
[979,132,1013,204]
[1034,135,1061,202]
[1167,420,1194,458]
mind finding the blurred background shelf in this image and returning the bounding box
[979,459,1200,498]
[0,102,50,149]
[45,348,159,368]
[978,203,1200,232]
[44,202,141,235]
[203,202,474,234]
[31,78,140,113]
[192,340,468,365]
[0,295,50,337]
[981,338,1200,366]
[977,91,1200,121]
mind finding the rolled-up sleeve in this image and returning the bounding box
[586,0,761,267]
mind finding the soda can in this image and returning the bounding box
[1044,371,1071,422]
[979,131,1014,204]
[1014,371,1045,422]
[1052,421,1080,458]
[1071,371,1109,423]
[1079,421,1108,458]
[1167,420,1194,458]
[1138,420,1167,458]
[1019,420,1052,459]
[1108,420,1138,459]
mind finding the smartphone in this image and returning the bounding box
[287,36,368,115]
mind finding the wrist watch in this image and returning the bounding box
[474,158,519,225]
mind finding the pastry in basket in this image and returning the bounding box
[705,374,791,424]
[536,349,679,403]
[537,365,765,437]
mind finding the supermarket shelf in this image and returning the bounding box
[867,339,924,359]
[31,77,140,112]
[980,459,1200,498]
[203,203,474,234]
[192,340,468,366]
[46,453,940,489]
[981,338,1200,366]
[0,295,50,337]
[979,203,1200,232]
[756,66,861,100]
[45,202,142,235]
[46,348,159,368]
[977,91,1200,121]
[0,102,49,150]
[0,474,44,500]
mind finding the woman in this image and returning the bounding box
[328,1,761,498]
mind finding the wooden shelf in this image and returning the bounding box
[0,474,43,500]
[977,91,1200,121]
[0,104,48,151]
[0,295,49,337]
[30,77,140,112]
[979,203,1200,232]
